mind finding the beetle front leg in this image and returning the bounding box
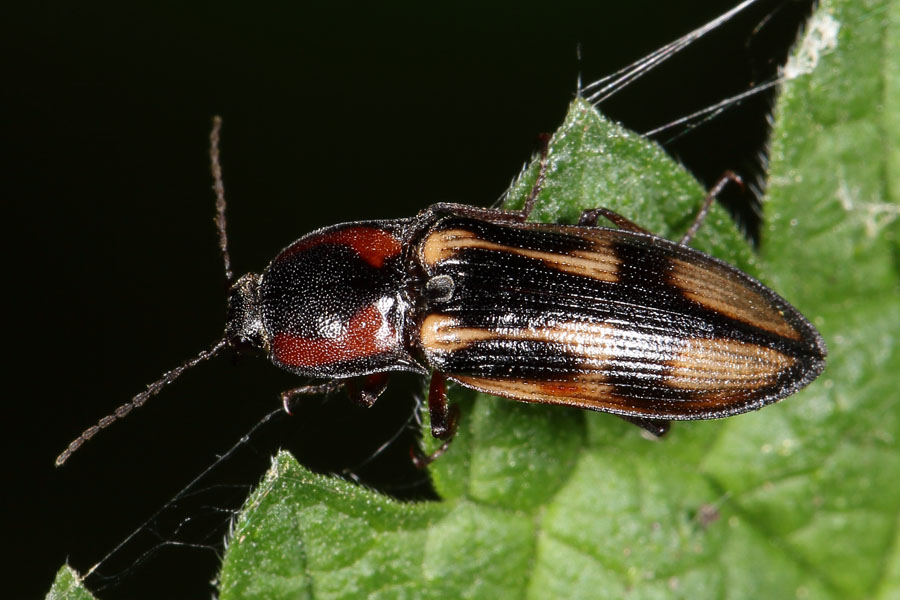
[411,371,460,468]
[280,381,345,415]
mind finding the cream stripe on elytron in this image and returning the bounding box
[666,257,802,341]
[420,314,629,362]
[420,313,706,368]
[422,314,796,403]
[451,373,620,408]
[421,228,619,283]
[664,336,796,392]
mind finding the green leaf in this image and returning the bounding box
[45,566,97,600]
[218,453,451,599]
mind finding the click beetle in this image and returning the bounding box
[56,117,826,467]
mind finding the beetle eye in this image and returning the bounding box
[426,274,455,303]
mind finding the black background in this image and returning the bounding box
[5,2,814,598]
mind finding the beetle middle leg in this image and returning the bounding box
[411,371,460,468]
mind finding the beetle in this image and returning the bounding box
[56,117,826,467]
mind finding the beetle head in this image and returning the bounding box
[225,272,268,355]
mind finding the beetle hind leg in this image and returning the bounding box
[617,415,671,438]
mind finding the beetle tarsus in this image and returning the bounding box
[411,404,460,469]
[679,170,744,245]
[578,207,652,234]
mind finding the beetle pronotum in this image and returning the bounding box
[56,117,826,467]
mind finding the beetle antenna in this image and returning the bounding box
[210,116,234,285]
[55,339,228,467]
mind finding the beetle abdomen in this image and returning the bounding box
[417,216,826,420]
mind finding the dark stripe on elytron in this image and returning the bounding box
[450,373,747,416]
[432,338,694,401]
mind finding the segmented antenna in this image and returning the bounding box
[210,116,234,285]
[56,117,236,466]
[55,341,227,466]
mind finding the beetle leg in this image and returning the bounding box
[617,415,670,438]
[679,170,744,245]
[280,381,344,415]
[426,371,457,439]
[344,373,390,408]
[578,207,652,234]
[577,171,745,243]
[426,135,552,226]
[411,371,460,468]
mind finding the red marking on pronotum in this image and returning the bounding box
[281,227,403,268]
